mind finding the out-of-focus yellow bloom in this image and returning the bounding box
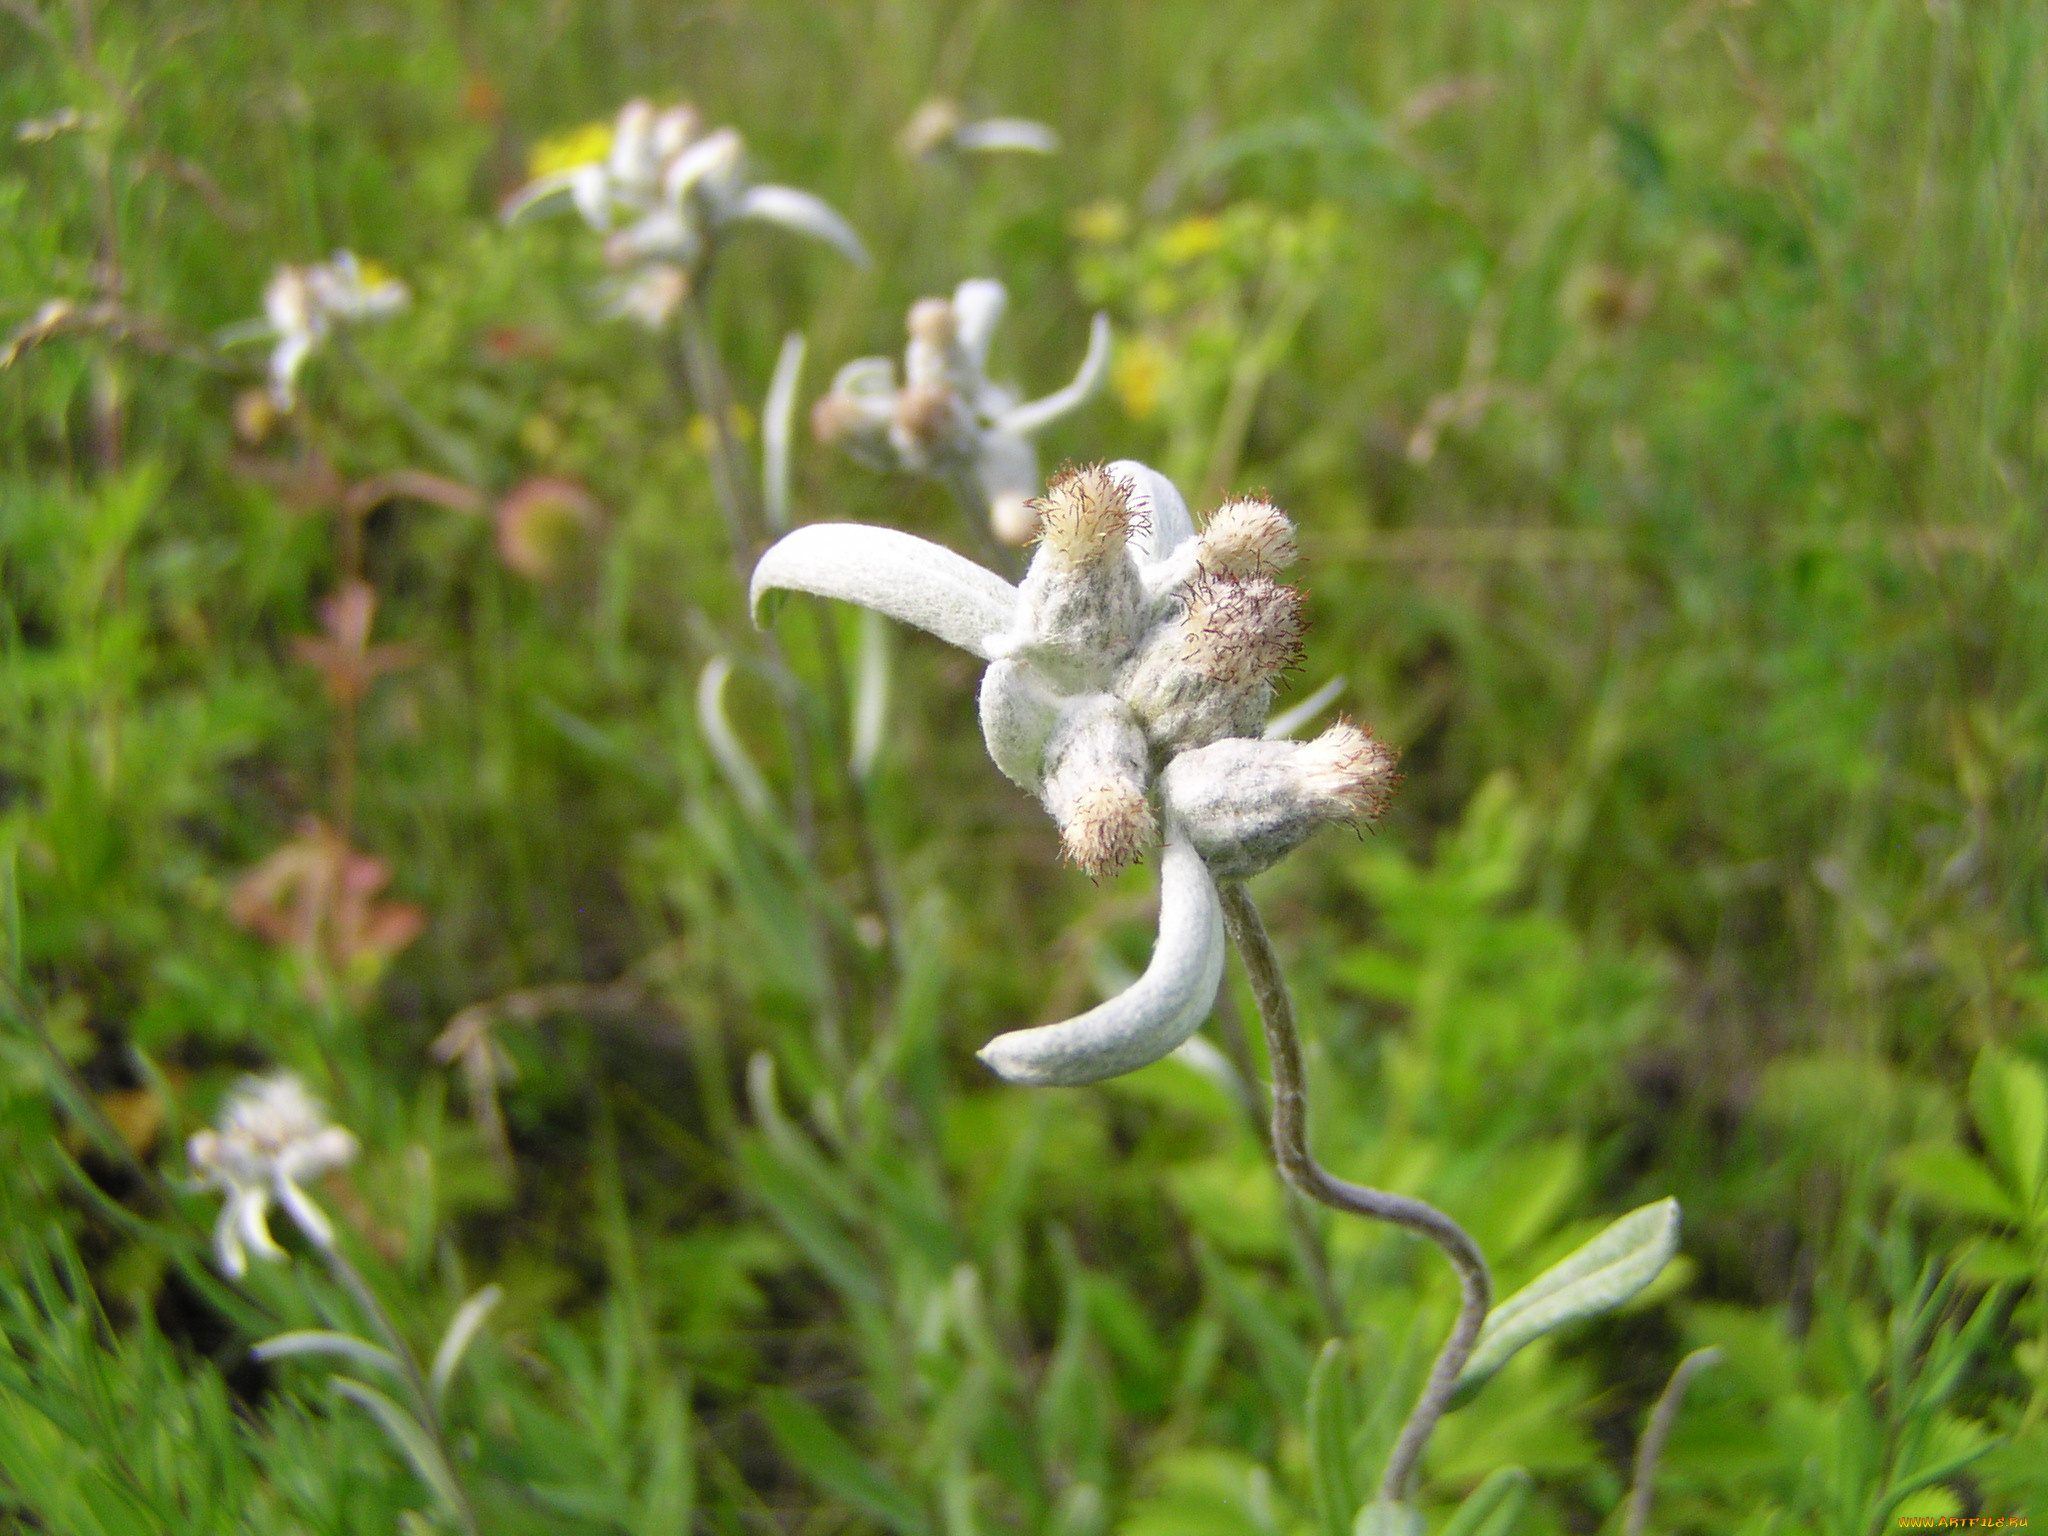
[1113,335,1168,421]
[1069,199,1131,246]
[528,121,613,181]
[1160,214,1225,265]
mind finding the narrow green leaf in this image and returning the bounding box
[253,1330,403,1380]
[1352,1499,1424,1536]
[1453,1198,1679,1404]
[1439,1467,1532,1536]
[331,1376,468,1526]
[0,838,20,986]
[758,1388,932,1536]
[634,1373,695,1536]
[1306,1339,1359,1536]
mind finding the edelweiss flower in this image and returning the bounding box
[187,1073,358,1278]
[812,278,1110,544]
[227,252,409,411]
[752,462,1394,1086]
[503,99,867,327]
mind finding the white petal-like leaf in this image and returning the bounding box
[429,1283,503,1410]
[953,278,1009,372]
[732,184,871,266]
[1111,459,1196,560]
[762,331,806,532]
[978,835,1225,1085]
[662,127,741,206]
[976,659,1063,791]
[1000,313,1112,439]
[752,523,1018,659]
[697,656,776,824]
[254,1330,404,1379]
[1452,1197,1680,1403]
[954,117,1061,154]
[850,608,891,781]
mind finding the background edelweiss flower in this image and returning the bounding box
[218,251,409,410]
[502,98,867,327]
[751,460,1394,1086]
[187,1073,358,1277]
[811,278,1110,543]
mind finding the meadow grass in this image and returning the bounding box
[4,0,2048,1530]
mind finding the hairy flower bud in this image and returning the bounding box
[907,296,958,351]
[1158,721,1396,877]
[1040,695,1157,878]
[1119,574,1305,750]
[894,381,961,449]
[1198,497,1298,576]
[1013,464,1149,687]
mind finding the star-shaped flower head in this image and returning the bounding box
[812,278,1111,545]
[230,252,409,411]
[752,462,1395,1086]
[502,98,868,327]
[187,1073,358,1278]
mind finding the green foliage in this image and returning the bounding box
[4,0,2048,1529]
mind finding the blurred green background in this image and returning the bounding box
[5,0,2048,1530]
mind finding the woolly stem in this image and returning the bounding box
[1217,882,1491,1503]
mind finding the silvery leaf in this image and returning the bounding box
[429,1283,503,1410]
[254,1330,403,1379]
[762,331,806,532]
[732,184,870,266]
[973,427,1039,506]
[1000,313,1112,439]
[977,833,1225,1086]
[697,656,776,824]
[1452,1197,1680,1404]
[662,126,742,205]
[1112,459,1196,560]
[954,117,1060,154]
[1265,676,1347,740]
[953,278,1009,372]
[976,659,1063,792]
[850,608,891,780]
[752,523,1017,659]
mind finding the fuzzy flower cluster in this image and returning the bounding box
[503,99,867,327]
[812,278,1109,545]
[228,252,409,411]
[752,461,1394,1086]
[188,1073,358,1278]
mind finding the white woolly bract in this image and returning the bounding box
[977,834,1225,1085]
[751,523,1018,659]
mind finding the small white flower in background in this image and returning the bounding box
[503,98,867,328]
[752,462,1394,1086]
[219,252,409,411]
[898,98,1059,160]
[188,1073,358,1278]
[812,278,1111,544]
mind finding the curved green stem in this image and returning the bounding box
[1217,882,1491,1503]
